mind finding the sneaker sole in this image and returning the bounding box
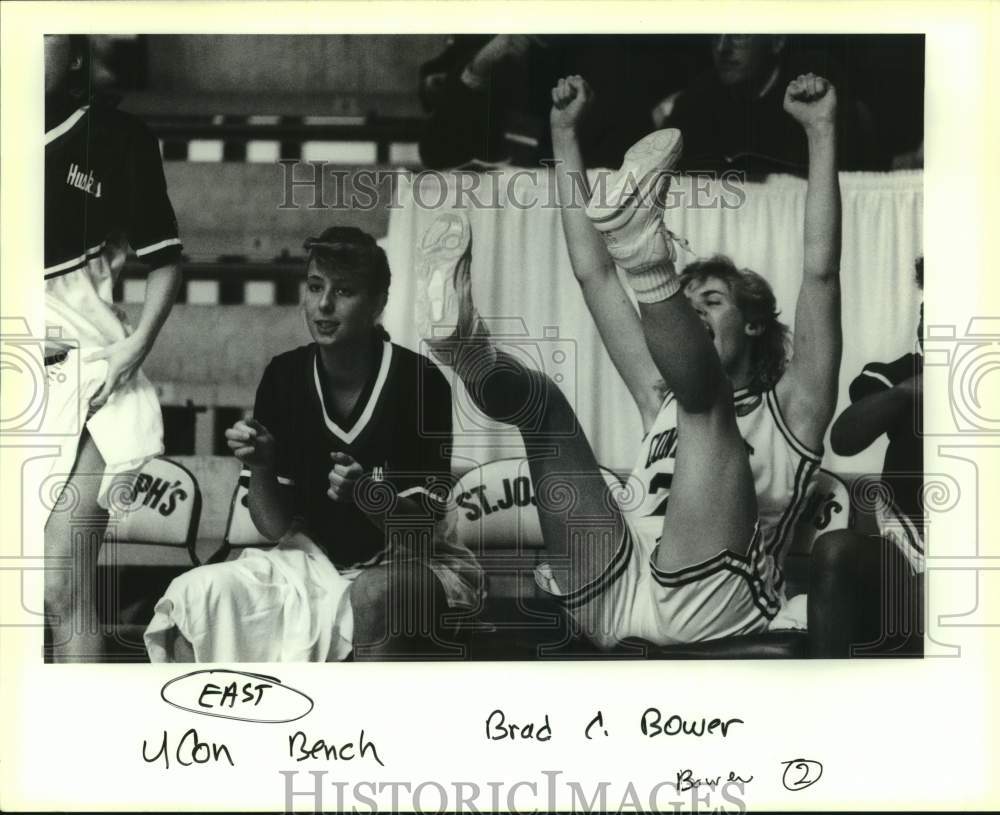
[586,129,683,232]
[416,212,472,333]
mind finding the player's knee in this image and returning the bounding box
[351,564,442,627]
[166,628,196,662]
[523,370,578,433]
[350,566,387,615]
[811,530,869,577]
[476,361,570,423]
[351,567,395,628]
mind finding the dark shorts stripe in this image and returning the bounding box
[556,525,635,611]
[649,525,781,616]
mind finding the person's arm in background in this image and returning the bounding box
[651,90,685,130]
[831,365,920,456]
[892,140,924,170]
[419,35,492,112]
[461,35,532,88]
[550,75,667,431]
[418,35,527,169]
[88,118,183,408]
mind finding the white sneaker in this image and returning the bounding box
[585,129,685,271]
[415,211,472,341]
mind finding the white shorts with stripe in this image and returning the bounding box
[40,349,163,520]
[42,267,164,520]
[534,520,782,648]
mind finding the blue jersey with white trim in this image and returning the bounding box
[627,386,821,580]
[251,341,453,569]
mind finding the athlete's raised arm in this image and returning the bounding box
[776,74,843,452]
[550,75,665,431]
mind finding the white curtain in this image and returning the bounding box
[383,169,923,477]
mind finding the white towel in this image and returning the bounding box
[767,592,808,631]
[144,533,354,663]
[42,351,163,517]
[43,284,163,518]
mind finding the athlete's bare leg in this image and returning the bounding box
[809,530,923,657]
[638,296,758,571]
[431,254,624,597]
[350,562,452,660]
[163,626,196,662]
[581,126,758,571]
[44,429,109,662]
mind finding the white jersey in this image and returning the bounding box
[626,385,822,588]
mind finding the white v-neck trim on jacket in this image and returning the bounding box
[312,341,393,444]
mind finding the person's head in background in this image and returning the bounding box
[302,227,392,354]
[44,35,91,98]
[711,35,787,97]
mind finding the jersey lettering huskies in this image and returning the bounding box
[628,387,822,588]
[45,100,182,347]
[46,101,182,280]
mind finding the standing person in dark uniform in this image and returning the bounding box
[43,35,182,662]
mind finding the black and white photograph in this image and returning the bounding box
[3,2,999,812]
[38,31,926,664]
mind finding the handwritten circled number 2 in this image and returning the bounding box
[780,758,823,791]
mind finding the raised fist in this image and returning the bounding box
[783,73,837,129]
[550,75,594,134]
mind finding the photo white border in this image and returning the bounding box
[2,2,998,811]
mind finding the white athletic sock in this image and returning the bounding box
[624,260,682,303]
